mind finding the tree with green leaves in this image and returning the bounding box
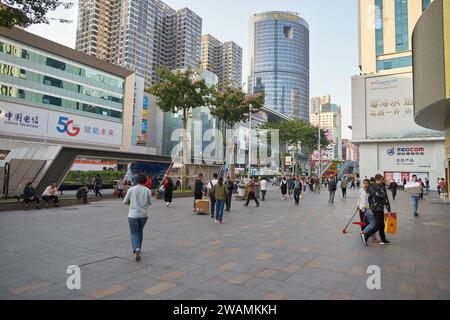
[260,119,330,176]
[208,84,265,179]
[0,1,73,28]
[146,67,210,188]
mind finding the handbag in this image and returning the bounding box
[384,212,397,234]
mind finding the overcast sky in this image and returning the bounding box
[27,0,359,139]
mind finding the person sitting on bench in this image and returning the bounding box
[23,182,41,210]
[41,182,59,207]
[76,184,89,204]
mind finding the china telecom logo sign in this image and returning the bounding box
[56,116,80,137]
[387,147,395,156]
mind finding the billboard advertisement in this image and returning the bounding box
[379,143,436,171]
[0,102,123,146]
[365,73,442,139]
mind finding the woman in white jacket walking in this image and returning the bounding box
[123,174,152,261]
[356,179,378,242]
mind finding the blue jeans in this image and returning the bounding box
[411,196,420,215]
[215,200,225,221]
[363,208,376,234]
[128,217,148,253]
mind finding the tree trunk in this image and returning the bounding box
[181,110,189,190]
[230,143,236,180]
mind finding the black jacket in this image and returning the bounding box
[328,179,337,192]
[194,179,204,194]
[368,183,391,213]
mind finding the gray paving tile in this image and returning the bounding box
[0,188,446,300]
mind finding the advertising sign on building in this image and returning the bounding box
[285,156,292,166]
[0,102,123,146]
[365,73,442,139]
[379,143,435,171]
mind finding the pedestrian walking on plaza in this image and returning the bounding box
[260,176,268,201]
[389,180,398,200]
[207,173,219,218]
[193,173,204,211]
[425,178,430,196]
[341,178,348,198]
[145,176,152,189]
[350,178,356,190]
[309,177,314,192]
[93,174,102,198]
[212,177,228,223]
[314,177,321,194]
[163,177,174,207]
[244,177,260,207]
[117,175,125,198]
[280,177,288,200]
[175,177,182,190]
[357,179,378,242]
[328,175,337,204]
[356,174,361,189]
[403,177,407,191]
[41,182,59,207]
[286,177,292,197]
[23,182,40,210]
[409,175,423,217]
[225,176,234,212]
[293,177,302,206]
[419,178,425,200]
[439,178,448,195]
[123,174,152,261]
[360,174,392,246]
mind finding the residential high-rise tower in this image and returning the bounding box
[75,0,202,87]
[201,34,242,88]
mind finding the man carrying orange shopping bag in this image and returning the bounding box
[360,174,392,246]
[384,212,397,234]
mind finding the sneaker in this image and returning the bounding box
[215,220,219,224]
[414,212,419,217]
[380,241,391,245]
[166,202,170,207]
[135,249,141,261]
[360,233,368,246]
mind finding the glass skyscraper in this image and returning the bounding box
[248,11,309,120]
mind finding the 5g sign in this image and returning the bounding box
[56,116,80,137]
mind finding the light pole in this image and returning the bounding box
[248,104,252,180]
[316,110,321,179]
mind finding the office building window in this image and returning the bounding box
[395,0,409,52]
[376,56,412,71]
[375,0,384,55]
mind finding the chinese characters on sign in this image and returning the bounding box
[83,126,114,136]
[2,111,40,128]
[369,97,413,117]
[1,102,123,146]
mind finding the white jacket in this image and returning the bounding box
[356,188,369,211]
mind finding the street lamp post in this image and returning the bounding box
[248,104,252,180]
[317,110,321,180]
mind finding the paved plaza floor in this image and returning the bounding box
[0,186,449,300]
